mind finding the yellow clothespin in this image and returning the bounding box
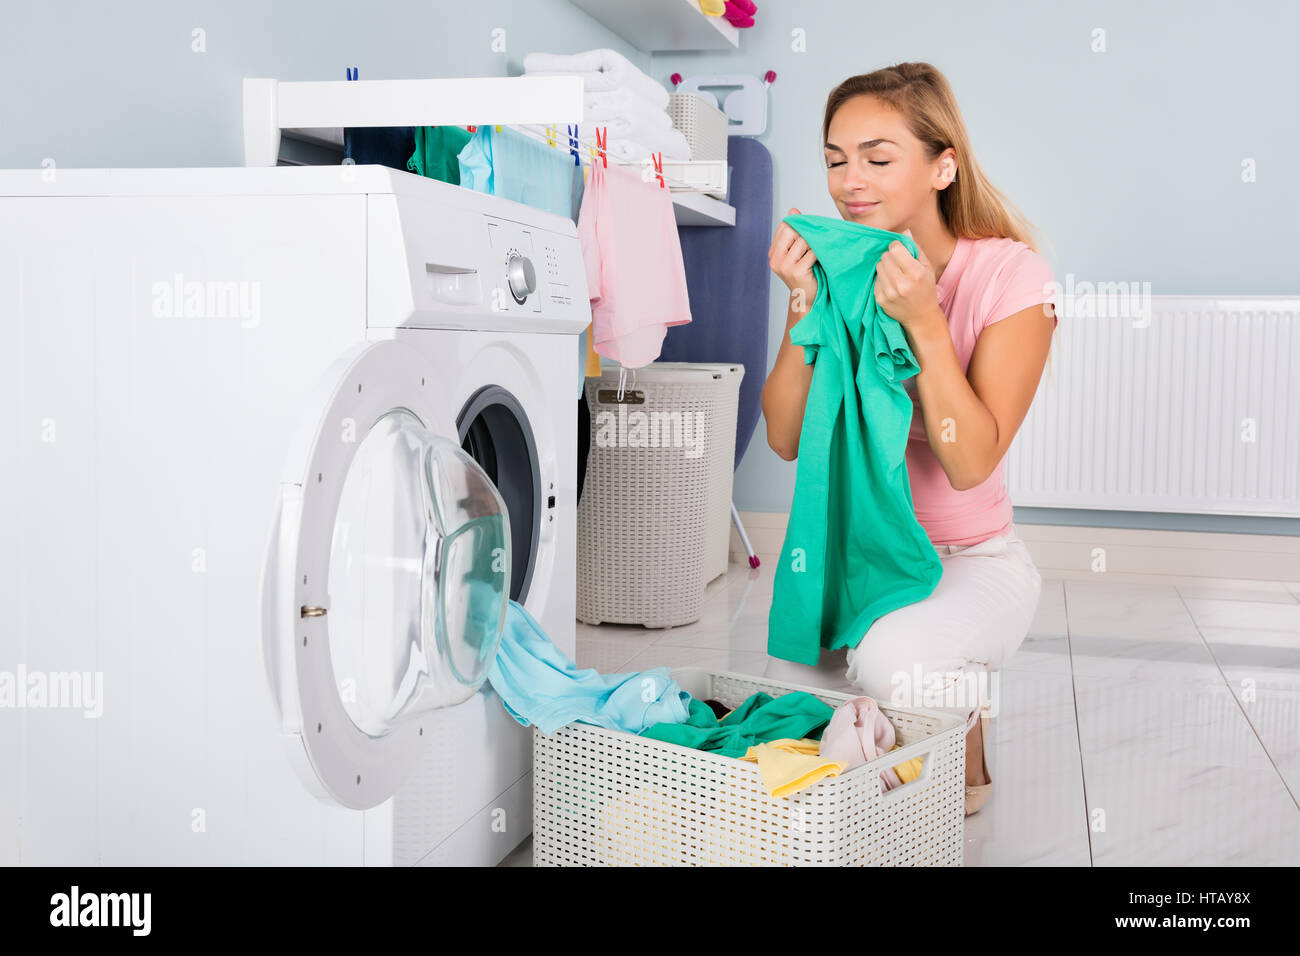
[495,125,502,133]
[545,124,556,147]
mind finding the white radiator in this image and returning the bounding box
[1005,295,1300,518]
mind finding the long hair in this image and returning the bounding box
[824,62,1057,372]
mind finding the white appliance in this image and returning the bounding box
[0,165,588,865]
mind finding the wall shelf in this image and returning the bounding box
[567,0,739,52]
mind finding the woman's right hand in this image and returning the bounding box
[768,206,819,314]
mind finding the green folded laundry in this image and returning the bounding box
[639,691,834,758]
[406,126,474,184]
[768,214,943,666]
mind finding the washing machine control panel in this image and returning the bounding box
[367,192,591,333]
[485,216,586,322]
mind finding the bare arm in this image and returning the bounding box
[761,208,819,461]
[907,301,1056,490]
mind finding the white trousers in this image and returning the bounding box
[764,524,1043,736]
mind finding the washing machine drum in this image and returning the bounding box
[329,410,511,735]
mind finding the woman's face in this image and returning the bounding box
[824,94,950,232]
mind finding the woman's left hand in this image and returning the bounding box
[874,228,940,335]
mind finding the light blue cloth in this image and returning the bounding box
[457,126,584,221]
[486,599,692,735]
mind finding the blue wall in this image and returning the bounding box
[3,0,1296,534]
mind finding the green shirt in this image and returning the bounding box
[767,214,943,666]
[639,691,833,758]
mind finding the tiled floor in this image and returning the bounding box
[500,565,1300,866]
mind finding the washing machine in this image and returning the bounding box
[0,165,588,865]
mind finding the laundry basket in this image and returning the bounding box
[532,668,966,866]
[668,92,729,162]
[577,363,743,627]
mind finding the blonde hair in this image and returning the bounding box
[823,61,1057,368]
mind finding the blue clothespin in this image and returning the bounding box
[346,66,358,81]
[568,124,579,166]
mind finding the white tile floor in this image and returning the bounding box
[500,564,1300,866]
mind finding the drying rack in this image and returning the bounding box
[243,75,735,226]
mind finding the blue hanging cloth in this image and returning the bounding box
[486,600,692,735]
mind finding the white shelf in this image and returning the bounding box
[671,190,735,226]
[568,0,739,52]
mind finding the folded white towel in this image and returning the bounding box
[524,48,669,110]
[584,89,673,130]
[577,120,691,161]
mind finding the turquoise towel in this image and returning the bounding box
[486,599,692,735]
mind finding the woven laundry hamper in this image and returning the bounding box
[577,363,741,627]
[532,667,967,866]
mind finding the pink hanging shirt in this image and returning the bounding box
[904,236,1058,546]
[577,162,691,368]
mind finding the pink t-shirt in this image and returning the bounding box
[903,236,1058,547]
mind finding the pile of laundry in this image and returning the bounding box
[488,600,923,799]
[523,49,692,164]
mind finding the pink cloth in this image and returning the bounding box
[576,162,691,368]
[904,237,1058,546]
[818,696,906,791]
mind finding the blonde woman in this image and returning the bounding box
[762,62,1056,816]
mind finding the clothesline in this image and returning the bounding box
[492,122,714,193]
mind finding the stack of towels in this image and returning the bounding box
[523,49,692,164]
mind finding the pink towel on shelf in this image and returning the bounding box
[577,162,692,368]
[819,696,907,792]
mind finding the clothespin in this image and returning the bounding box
[595,126,608,167]
[495,125,502,132]
[762,69,777,88]
[346,67,358,81]
[467,125,477,133]
[568,124,580,165]
[545,124,557,147]
[652,151,664,188]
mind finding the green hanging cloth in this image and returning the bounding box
[407,126,473,184]
[767,214,943,666]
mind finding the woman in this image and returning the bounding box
[761,62,1057,816]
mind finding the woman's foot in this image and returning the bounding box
[965,713,988,788]
[964,711,994,816]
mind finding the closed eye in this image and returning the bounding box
[826,160,890,168]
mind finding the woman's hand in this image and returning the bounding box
[768,206,819,318]
[874,228,940,334]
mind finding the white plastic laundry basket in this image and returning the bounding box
[532,668,966,866]
[668,92,729,162]
[577,363,742,627]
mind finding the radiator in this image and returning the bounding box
[1005,295,1300,518]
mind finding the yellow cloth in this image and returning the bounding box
[740,738,846,798]
[740,738,927,798]
[699,0,726,14]
[891,749,925,785]
[584,321,602,376]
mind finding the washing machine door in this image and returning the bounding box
[260,339,511,810]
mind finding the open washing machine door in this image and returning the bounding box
[260,339,511,810]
